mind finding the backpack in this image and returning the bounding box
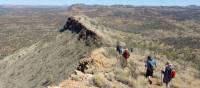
[166,65,176,78]
[123,50,130,59]
[170,70,176,78]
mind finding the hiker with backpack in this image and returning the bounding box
[122,48,130,67]
[145,56,156,84]
[116,45,123,55]
[116,41,126,55]
[130,48,134,52]
[161,62,176,88]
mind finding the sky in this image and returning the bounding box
[0,0,200,6]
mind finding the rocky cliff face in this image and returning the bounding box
[60,16,102,47]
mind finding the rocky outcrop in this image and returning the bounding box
[60,16,102,47]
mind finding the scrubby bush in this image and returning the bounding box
[114,68,136,87]
[105,72,115,81]
[92,74,111,88]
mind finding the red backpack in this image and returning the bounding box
[123,50,130,59]
[170,70,176,78]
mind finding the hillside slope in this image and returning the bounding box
[0,31,90,88]
[0,15,105,88]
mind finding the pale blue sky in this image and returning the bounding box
[0,0,200,6]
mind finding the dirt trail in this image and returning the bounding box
[149,78,163,88]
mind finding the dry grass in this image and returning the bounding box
[92,73,111,88]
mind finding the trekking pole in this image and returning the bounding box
[161,72,163,86]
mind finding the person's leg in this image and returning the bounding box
[148,76,152,84]
[149,70,153,84]
[146,69,152,84]
[166,82,170,88]
[125,59,127,67]
[167,82,170,88]
[122,58,126,68]
[122,58,127,68]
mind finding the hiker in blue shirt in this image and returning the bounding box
[145,56,156,84]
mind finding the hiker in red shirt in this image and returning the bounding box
[122,48,130,67]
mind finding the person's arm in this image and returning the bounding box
[161,70,164,74]
[145,60,148,68]
[161,67,165,74]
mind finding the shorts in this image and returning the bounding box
[146,69,153,77]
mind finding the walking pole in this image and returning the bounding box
[161,71,163,86]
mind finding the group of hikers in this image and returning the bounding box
[145,56,176,88]
[116,44,176,88]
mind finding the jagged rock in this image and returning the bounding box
[74,70,84,76]
[60,16,102,47]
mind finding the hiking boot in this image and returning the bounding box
[149,80,152,85]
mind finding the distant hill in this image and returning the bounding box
[0,5,68,8]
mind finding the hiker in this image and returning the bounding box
[145,56,156,84]
[116,45,123,55]
[122,48,130,67]
[161,62,176,88]
[130,48,134,52]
